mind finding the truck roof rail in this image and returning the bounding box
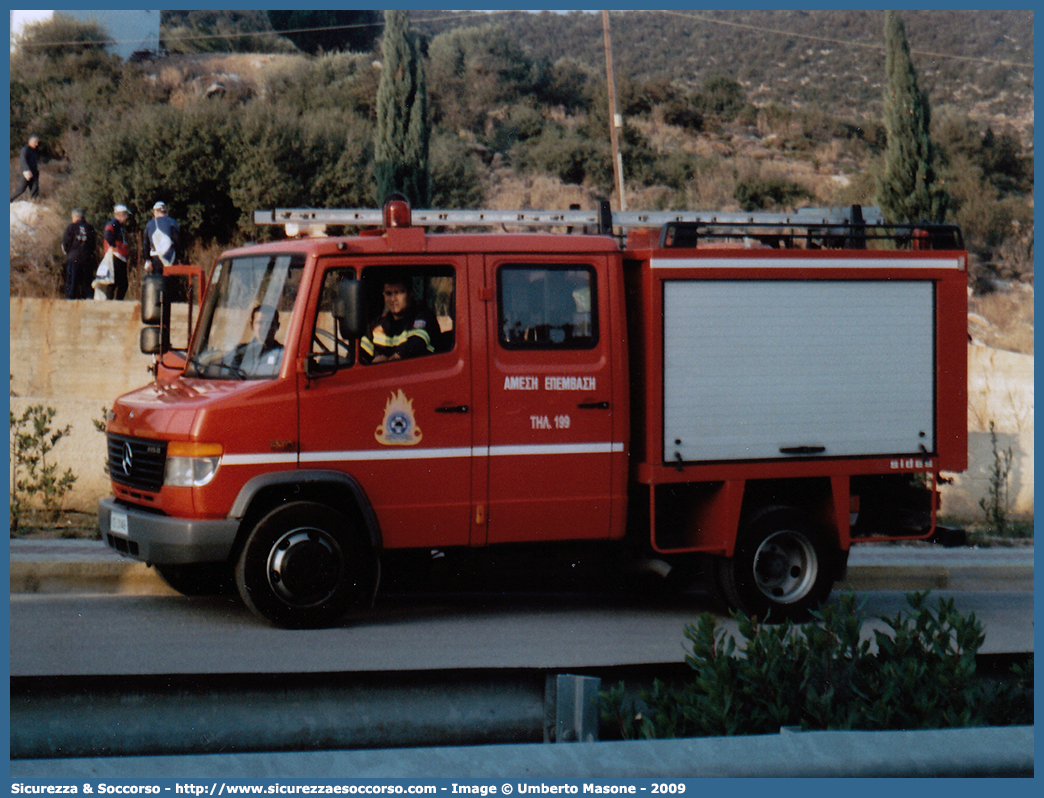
[253,202,963,250]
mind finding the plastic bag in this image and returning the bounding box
[95,249,115,282]
[91,249,115,299]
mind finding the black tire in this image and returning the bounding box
[234,501,376,628]
[718,507,836,622]
[156,563,234,596]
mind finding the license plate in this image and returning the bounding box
[110,511,128,536]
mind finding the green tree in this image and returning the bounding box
[10,13,126,157]
[429,133,486,209]
[877,10,947,223]
[374,10,430,207]
[228,104,376,238]
[427,24,539,135]
[13,12,111,59]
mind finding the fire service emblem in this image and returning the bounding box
[375,389,423,446]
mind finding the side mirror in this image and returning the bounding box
[141,274,165,324]
[140,274,170,355]
[140,326,165,355]
[333,279,366,339]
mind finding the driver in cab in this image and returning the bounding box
[360,275,440,364]
[234,304,283,377]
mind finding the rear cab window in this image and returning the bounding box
[498,265,597,349]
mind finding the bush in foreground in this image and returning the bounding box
[601,591,1033,739]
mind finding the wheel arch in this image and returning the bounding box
[229,470,382,560]
[740,476,847,552]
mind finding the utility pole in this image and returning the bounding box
[602,10,626,210]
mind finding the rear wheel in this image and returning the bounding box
[235,501,376,628]
[718,507,836,622]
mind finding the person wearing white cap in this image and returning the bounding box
[144,200,180,275]
[102,204,132,299]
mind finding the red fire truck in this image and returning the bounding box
[98,199,967,627]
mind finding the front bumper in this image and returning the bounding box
[98,497,239,565]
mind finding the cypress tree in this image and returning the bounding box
[878,10,946,223]
[374,10,430,207]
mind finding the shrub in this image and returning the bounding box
[13,12,111,60]
[734,174,813,211]
[68,99,376,248]
[230,103,375,237]
[600,591,1032,739]
[662,98,703,133]
[428,23,540,135]
[516,124,611,190]
[978,420,1015,537]
[695,75,748,122]
[486,103,546,154]
[429,133,486,209]
[10,18,128,160]
[536,57,595,113]
[10,405,78,532]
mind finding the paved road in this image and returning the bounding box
[9,587,1033,677]
[9,541,1034,779]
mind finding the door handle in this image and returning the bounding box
[779,445,826,455]
[577,401,610,410]
[435,405,470,414]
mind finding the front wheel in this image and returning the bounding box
[235,502,376,628]
[156,563,233,596]
[718,507,837,622]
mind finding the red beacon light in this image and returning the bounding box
[383,195,412,228]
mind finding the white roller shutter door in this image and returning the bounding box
[663,280,935,462]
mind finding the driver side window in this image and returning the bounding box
[359,266,456,365]
[312,268,356,368]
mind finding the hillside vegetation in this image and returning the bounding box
[419,9,1034,138]
[9,10,1033,353]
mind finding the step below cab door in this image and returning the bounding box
[483,255,620,544]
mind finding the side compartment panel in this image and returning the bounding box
[663,280,935,463]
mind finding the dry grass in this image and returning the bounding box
[969,286,1034,355]
[10,511,100,540]
[9,200,66,297]
[486,174,599,214]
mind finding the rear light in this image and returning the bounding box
[164,442,223,487]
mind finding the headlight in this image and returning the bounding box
[164,442,223,487]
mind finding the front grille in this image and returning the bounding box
[107,434,167,491]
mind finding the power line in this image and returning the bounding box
[13,9,1034,71]
[13,11,488,49]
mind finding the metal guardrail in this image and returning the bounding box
[10,666,1033,777]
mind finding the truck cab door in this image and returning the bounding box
[483,256,621,544]
[297,259,473,550]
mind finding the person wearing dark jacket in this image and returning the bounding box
[103,204,132,300]
[360,277,441,364]
[61,208,96,299]
[10,135,40,201]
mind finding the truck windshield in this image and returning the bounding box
[184,253,305,379]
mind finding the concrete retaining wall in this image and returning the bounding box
[10,297,188,513]
[9,298,1035,519]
